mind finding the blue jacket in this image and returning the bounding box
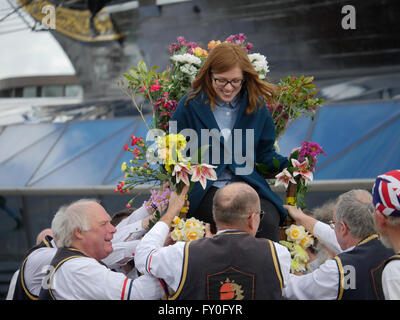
[171,89,289,222]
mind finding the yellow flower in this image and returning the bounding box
[172,216,183,228]
[171,217,205,242]
[193,47,208,58]
[291,259,306,273]
[286,225,306,244]
[207,40,221,50]
[160,133,186,150]
[300,234,314,249]
[184,229,200,241]
[164,164,172,173]
[184,217,202,229]
[171,228,183,241]
[121,162,128,172]
[292,244,309,263]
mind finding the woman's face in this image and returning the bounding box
[211,66,244,103]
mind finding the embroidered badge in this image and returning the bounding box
[207,266,254,300]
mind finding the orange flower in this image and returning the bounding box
[207,40,221,51]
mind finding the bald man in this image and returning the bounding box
[135,183,291,300]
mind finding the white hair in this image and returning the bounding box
[335,189,376,239]
[51,198,99,248]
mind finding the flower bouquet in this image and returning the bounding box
[280,224,314,273]
[268,76,324,142]
[115,132,217,225]
[275,141,326,210]
[171,216,206,242]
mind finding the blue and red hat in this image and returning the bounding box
[372,170,400,217]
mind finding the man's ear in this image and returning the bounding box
[339,221,350,236]
[247,212,256,234]
[375,210,388,229]
[73,227,84,240]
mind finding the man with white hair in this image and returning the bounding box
[39,199,164,300]
[371,169,400,299]
[283,189,393,300]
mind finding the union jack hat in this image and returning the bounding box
[372,170,400,217]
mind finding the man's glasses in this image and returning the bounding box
[212,76,244,89]
[258,210,265,221]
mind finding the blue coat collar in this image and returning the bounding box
[191,89,249,131]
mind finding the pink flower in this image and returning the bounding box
[172,163,192,186]
[190,164,218,189]
[291,158,313,182]
[275,168,296,189]
[150,84,161,92]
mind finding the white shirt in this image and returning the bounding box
[382,257,400,299]
[313,221,342,255]
[112,205,150,243]
[6,270,19,300]
[11,238,58,299]
[49,256,163,300]
[135,222,292,293]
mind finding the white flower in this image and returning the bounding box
[285,224,307,244]
[275,168,296,189]
[171,217,205,242]
[171,53,202,66]
[180,64,198,76]
[172,216,184,229]
[300,234,314,249]
[248,53,270,79]
[171,228,183,241]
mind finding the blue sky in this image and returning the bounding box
[0,1,75,80]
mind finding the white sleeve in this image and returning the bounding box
[112,207,150,245]
[111,206,150,243]
[116,206,149,229]
[112,220,146,243]
[101,240,140,269]
[313,221,342,255]
[283,258,339,300]
[382,260,400,300]
[135,221,185,292]
[53,257,163,300]
[6,270,19,300]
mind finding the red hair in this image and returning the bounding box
[185,42,275,114]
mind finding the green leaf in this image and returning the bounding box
[255,163,270,174]
[273,157,281,169]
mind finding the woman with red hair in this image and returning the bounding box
[172,42,288,241]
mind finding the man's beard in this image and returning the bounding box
[379,232,394,249]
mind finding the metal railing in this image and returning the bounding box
[0,179,376,195]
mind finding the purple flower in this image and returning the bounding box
[298,141,326,170]
[143,188,172,211]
